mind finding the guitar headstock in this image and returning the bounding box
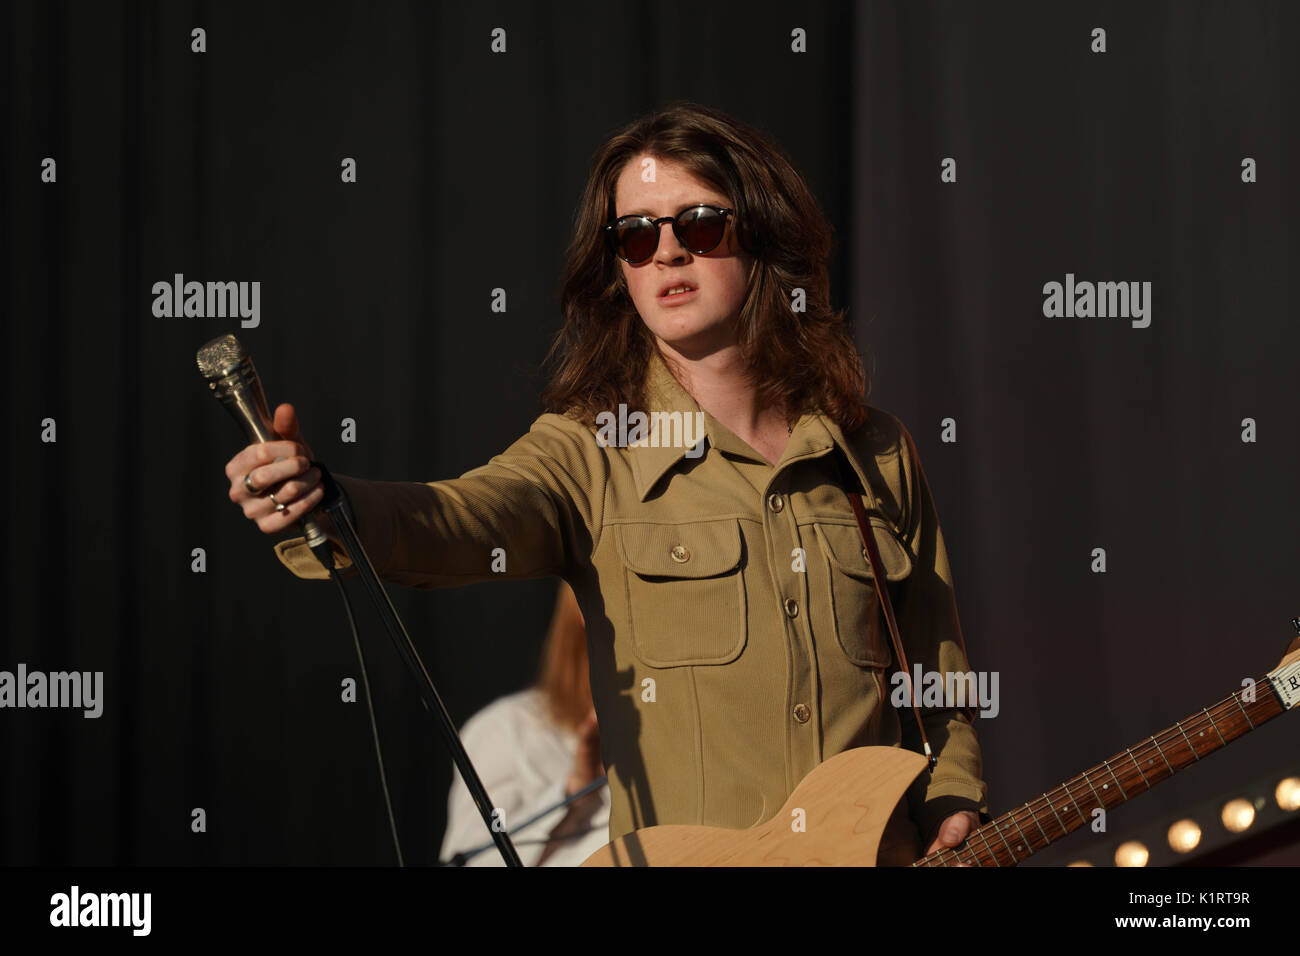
[1266,622,1300,711]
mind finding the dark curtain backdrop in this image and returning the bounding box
[3,0,1297,866]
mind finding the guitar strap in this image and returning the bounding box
[833,450,938,772]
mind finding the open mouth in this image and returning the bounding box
[659,283,698,303]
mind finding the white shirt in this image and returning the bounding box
[440,687,612,867]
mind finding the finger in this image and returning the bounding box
[943,812,979,846]
[275,465,322,503]
[275,403,316,459]
[274,403,299,441]
[255,483,325,533]
[940,821,967,846]
[259,465,321,504]
[233,456,314,500]
[225,440,308,481]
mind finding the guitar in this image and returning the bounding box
[581,631,1300,866]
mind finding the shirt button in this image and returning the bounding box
[784,598,798,618]
[792,703,811,723]
[670,544,690,563]
[767,493,784,514]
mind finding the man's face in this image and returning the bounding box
[613,155,753,361]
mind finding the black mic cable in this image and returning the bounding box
[325,542,405,866]
[197,335,405,865]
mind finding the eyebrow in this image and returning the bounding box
[619,200,723,217]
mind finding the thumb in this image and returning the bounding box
[273,403,300,441]
[273,403,315,459]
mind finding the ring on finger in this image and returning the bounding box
[269,492,288,513]
[243,472,261,495]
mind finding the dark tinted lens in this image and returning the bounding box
[616,218,658,263]
[677,206,726,253]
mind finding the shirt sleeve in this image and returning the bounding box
[892,423,991,847]
[271,412,608,588]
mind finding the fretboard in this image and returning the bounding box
[912,670,1293,867]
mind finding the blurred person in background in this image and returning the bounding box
[439,581,609,866]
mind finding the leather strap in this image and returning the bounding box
[833,452,937,771]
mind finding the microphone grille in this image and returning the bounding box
[196,334,247,379]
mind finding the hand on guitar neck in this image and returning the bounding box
[926,810,981,865]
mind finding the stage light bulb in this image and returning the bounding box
[1114,841,1149,867]
[1220,798,1255,832]
[1167,819,1201,852]
[1276,777,1300,812]
[1066,860,1094,867]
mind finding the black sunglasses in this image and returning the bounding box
[604,204,735,264]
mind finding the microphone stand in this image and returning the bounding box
[312,479,523,868]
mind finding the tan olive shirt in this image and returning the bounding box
[273,350,989,856]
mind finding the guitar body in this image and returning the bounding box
[580,746,928,866]
[579,634,1300,867]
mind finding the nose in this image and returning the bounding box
[651,220,690,264]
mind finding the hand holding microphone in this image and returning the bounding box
[224,403,331,537]
[197,334,341,562]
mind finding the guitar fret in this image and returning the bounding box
[1062,782,1090,825]
[1150,736,1176,775]
[1043,792,1068,837]
[1174,721,1200,760]
[1027,799,1052,845]
[1102,758,1127,800]
[990,819,1018,861]
[973,825,1003,866]
[1007,811,1035,856]
[1081,770,1106,810]
[1126,747,1151,789]
[1232,691,1256,729]
[1203,707,1227,747]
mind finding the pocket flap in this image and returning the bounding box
[813,519,912,582]
[614,519,743,579]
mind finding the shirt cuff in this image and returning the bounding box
[272,474,377,580]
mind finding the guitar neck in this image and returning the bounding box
[914,660,1300,867]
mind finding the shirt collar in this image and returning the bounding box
[627,349,873,501]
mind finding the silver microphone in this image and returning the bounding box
[196,333,330,555]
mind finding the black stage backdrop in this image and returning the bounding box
[2,0,1298,867]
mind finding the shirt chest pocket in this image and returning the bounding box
[812,519,913,668]
[613,518,747,667]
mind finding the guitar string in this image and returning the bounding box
[922,694,1256,866]
[916,691,1262,867]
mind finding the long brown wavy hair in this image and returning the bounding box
[542,100,869,432]
[536,581,591,731]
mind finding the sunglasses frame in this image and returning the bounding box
[604,203,736,264]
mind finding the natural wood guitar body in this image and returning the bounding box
[581,746,928,866]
